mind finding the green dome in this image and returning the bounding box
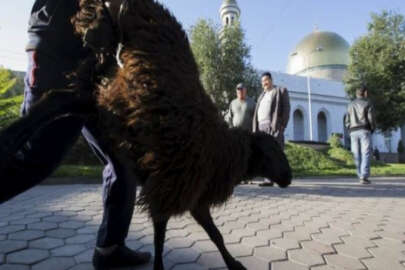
[287,31,350,77]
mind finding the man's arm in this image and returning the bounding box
[368,104,377,132]
[344,105,351,130]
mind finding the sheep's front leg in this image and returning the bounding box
[152,215,169,270]
[191,205,246,270]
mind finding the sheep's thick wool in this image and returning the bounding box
[73,0,251,218]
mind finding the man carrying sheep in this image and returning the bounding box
[0,0,151,269]
[253,71,291,187]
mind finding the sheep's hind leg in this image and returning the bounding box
[152,215,169,270]
[191,205,246,270]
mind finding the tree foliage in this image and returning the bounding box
[189,19,260,113]
[344,10,405,131]
[0,68,24,129]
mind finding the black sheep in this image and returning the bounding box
[0,0,292,269]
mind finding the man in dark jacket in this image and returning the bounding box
[1,0,150,269]
[253,71,290,187]
[345,86,376,184]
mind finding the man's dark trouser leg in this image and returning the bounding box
[81,126,137,247]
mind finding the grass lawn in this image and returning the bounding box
[52,141,405,179]
[53,162,405,180]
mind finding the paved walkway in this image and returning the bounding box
[0,177,404,270]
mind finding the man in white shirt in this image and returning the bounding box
[253,72,290,186]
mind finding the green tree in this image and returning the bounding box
[190,19,260,113]
[344,10,405,131]
[0,68,24,129]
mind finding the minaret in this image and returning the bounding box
[219,0,241,27]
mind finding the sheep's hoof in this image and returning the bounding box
[228,260,247,270]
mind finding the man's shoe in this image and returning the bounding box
[93,245,151,270]
[360,178,371,185]
[259,181,274,187]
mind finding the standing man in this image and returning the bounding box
[228,83,256,131]
[345,86,376,184]
[0,0,150,269]
[253,72,290,187]
[228,83,256,184]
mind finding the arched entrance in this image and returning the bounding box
[293,109,305,140]
[317,111,328,142]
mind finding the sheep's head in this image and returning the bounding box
[248,132,292,188]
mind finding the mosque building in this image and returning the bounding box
[219,0,401,156]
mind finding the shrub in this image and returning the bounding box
[328,147,354,166]
[328,133,343,148]
[285,142,340,172]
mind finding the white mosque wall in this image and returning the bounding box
[271,71,401,153]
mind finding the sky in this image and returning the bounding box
[0,0,403,72]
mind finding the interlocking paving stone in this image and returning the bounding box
[65,234,95,245]
[311,264,345,270]
[0,178,405,269]
[241,235,269,247]
[74,248,93,264]
[271,260,308,270]
[191,240,218,253]
[238,256,269,270]
[256,228,283,240]
[0,225,25,235]
[254,246,287,261]
[197,252,226,269]
[368,246,404,261]
[226,243,253,257]
[51,245,87,257]
[171,263,208,270]
[76,226,98,235]
[165,237,194,249]
[42,216,70,223]
[8,230,44,241]
[0,240,27,254]
[0,265,30,270]
[67,263,93,270]
[7,249,49,264]
[27,222,58,231]
[165,229,189,239]
[300,240,335,255]
[363,256,405,270]
[29,237,64,250]
[165,247,200,264]
[271,238,300,251]
[46,228,76,239]
[31,257,75,270]
[324,253,367,269]
[334,242,373,259]
[59,221,85,230]
[290,247,327,266]
[9,218,40,225]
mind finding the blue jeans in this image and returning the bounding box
[350,130,372,180]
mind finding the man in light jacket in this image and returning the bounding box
[345,85,376,184]
[253,72,290,186]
